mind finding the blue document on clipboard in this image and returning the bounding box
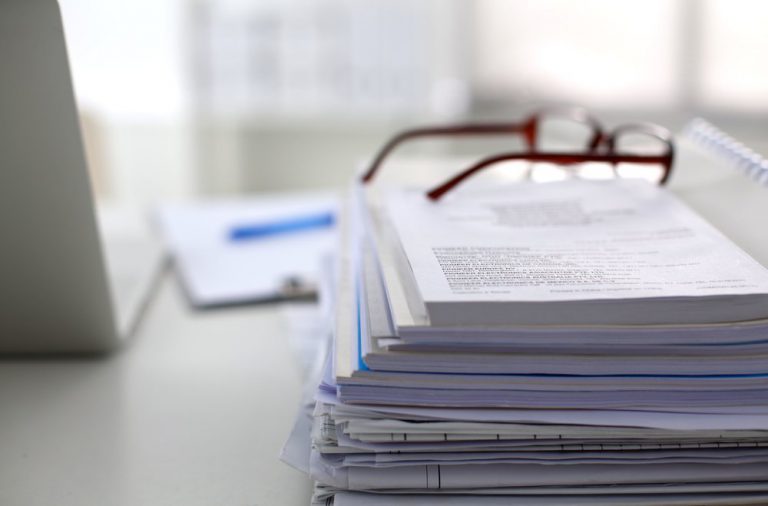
[157,192,337,308]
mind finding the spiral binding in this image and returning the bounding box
[683,117,768,186]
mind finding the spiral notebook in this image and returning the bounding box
[683,118,768,186]
[675,118,768,270]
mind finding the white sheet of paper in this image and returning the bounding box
[385,179,768,325]
[340,460,768,491]
[317,392,768,430]
[331,490,768,506]
[388,179,768,303]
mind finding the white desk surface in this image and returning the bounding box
[0,274,313,506]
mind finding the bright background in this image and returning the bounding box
[58,0,768,205]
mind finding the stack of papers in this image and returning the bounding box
[283,176,768,506]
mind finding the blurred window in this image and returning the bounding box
[473,0,681,108]
[698,0,768,112]
[473,0,768,113]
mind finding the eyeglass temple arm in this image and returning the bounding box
[360,121,538,184]
[426,151,675,201]
[426,123,675,201]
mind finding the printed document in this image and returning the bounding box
[385,179,768,325]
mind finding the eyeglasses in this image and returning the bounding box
[360,107,675,201]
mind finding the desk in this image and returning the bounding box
[0,274,313,505]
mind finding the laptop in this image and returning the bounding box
[0,0,164,353]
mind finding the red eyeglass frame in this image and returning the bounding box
[360,109,675,201]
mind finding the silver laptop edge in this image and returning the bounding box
[0,0,120,353]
